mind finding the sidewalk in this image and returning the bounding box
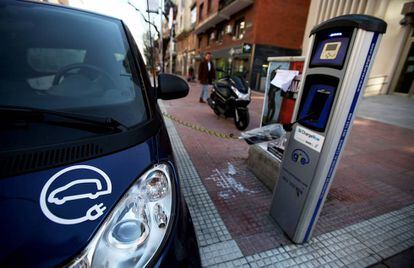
[161,83,414,267]
[370,247,414,268]
[358,95,414,130]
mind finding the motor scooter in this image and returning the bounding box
[207,69,251,130]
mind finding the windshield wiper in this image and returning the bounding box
[0,105,128,132]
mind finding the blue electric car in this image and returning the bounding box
[0,1,200,267]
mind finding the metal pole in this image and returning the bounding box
[146,0,156,86]
[169,7,173,74]
[159,0,164,73]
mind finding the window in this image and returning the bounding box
[234,18,245,39]
[199,3,204,21]
[0,3,147,131]
[208,0,212,14]
[191,6,197,27]
[198,35,202,49]
[218,0,226,10]
[28,48,86,73]
[216,24,224,43]
[233,58,249,76]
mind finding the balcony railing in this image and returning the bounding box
[219,0,236,11]
[194,0,253,34]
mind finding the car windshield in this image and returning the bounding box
[0,2,147,130]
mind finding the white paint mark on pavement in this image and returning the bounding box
[206,165,257,200]
[227,162,236,175]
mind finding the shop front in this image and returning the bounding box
[210,44,252,81]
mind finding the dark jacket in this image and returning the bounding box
[198,60,216,85]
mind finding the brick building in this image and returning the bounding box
[175,0,310,90]
[175,0,198,76]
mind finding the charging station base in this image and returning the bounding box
[247,142,281,190]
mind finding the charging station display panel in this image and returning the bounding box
[298,75,339,132]
[310,29,353,69]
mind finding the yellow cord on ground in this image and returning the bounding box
[162,112,239,140]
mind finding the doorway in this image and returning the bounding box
[392,28,414,97]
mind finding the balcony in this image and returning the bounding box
[194,0,253,34]
[220,0,254,17]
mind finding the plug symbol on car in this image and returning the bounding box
[47,178,111,205]
[40,165,113,225]
[85,203,107,221]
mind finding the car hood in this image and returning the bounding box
[0,139,157,267]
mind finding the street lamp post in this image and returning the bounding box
[168,7,174,74]
[159,0,164,73]
[145,0,156,86]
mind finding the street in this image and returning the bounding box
[161,81,414,267]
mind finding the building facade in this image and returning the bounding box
[302,0,414,97]
[175,0,310,90]
[175,0,198,76]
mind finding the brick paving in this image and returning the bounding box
[161,82,414,266]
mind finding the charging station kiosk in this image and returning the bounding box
[270,15,387,244]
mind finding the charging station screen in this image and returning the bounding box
[307,89,330,122]
[298,73,340,132]
[299,84,336,132]
[310,30,352,69]
[320,42,341,60]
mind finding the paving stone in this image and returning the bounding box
[160,96,414,267]
[200,240,243,267]
[161,106,233,248]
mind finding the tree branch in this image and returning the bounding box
[128,1,160,38]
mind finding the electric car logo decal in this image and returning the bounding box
[292,149,310,165]
[40,165,112,225]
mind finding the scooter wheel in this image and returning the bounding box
[234,111,249,130]
[213,108,221,116]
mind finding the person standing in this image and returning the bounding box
[187,65,194,82]
[197,52,216,103]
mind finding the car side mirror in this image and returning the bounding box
[157,73,189,100]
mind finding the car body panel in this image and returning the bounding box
[0,139,155,267]
[0,1,200,267]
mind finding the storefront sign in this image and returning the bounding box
[229,44,251,56]
[243,43,252,54]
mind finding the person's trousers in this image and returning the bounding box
[200,84,209,101]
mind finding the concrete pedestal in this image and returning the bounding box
[247,142,281,190]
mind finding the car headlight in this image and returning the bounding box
[68,163,173,268]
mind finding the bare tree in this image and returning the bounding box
[142,30,155,70]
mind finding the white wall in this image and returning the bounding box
[301,0,412,96]
[367,0,411,95]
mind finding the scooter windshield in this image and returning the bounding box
[231,76,249,94]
